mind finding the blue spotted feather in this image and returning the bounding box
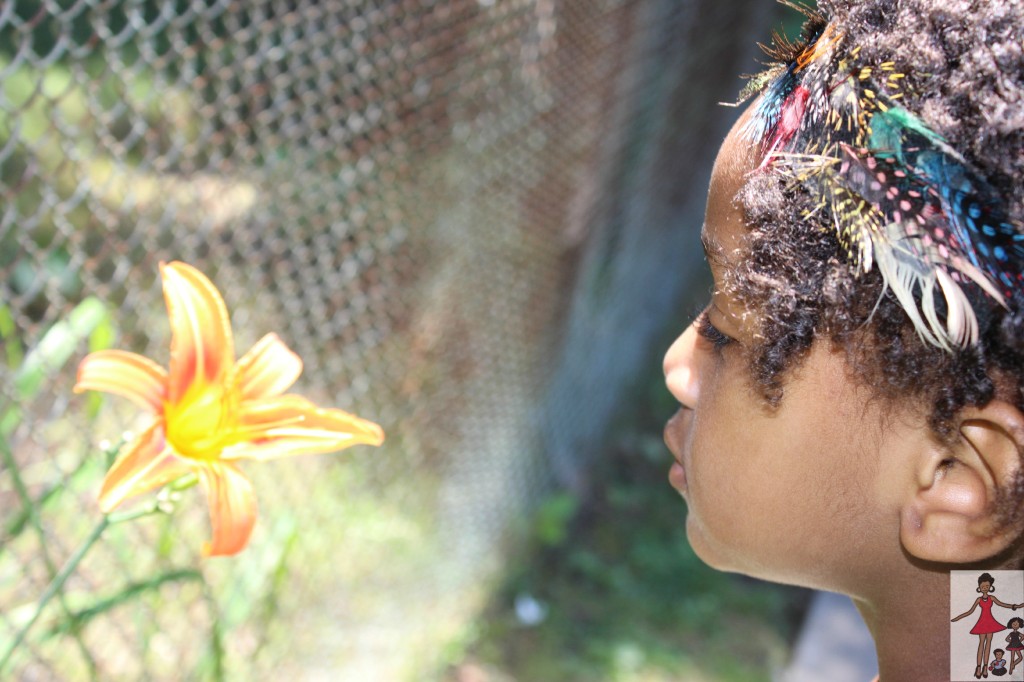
[740,21,1024,349]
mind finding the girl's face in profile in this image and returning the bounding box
[662,110,925,592]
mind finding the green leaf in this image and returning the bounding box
[14,297,109,401]
[534,492,579,547]
[0,304,23,369]
[0,409,20,438]
[87,309,115,354]
[84,311,116,419]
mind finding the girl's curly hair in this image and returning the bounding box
[730,0,1024,443]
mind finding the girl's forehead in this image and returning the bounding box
[703,109,761,268]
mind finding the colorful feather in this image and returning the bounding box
[739,16,1024,350]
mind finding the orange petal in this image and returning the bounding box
[75,350,168,413]
[197,461,257,557]
[98,422,191,513]
[161,262,234,404]
[223,394,384,461]
[234,333,302,400]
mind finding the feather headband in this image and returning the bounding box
[737,6,1024,350]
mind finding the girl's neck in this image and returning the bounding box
[853,569,950,681]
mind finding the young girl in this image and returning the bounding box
[661,1,1024,680]
[1006,617,1024,675]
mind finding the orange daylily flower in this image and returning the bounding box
[74,262,384,556]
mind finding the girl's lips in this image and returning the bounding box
[664,409,689,495]
[669,460,688,493]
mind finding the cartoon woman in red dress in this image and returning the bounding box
[952,573,1022,679]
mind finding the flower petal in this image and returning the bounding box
[75,350,168,413]
[197,461,257,557]
[98,422,191,513]
[234,333,302,400]
[224,395,385,461]
[161,262,234,404]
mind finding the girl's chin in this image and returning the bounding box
[684,515,733,573]
[684,516,812,588]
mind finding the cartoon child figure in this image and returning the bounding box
[1006,617,1024,675]
[952,574,1022,679]
[990,650,1008,677]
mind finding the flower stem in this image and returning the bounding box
[0,441,193,676]
[108,503,162,524]
[170,472,199,491]
[0,516,109,674]
[0,434,100,676]
[107,472,198,524]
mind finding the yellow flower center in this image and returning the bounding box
[165,383,238,460]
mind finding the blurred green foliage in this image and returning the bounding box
[2,296,110,437]
[0,1,229,68]
[442,345,809,681]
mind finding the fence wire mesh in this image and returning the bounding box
[0,0,768,679]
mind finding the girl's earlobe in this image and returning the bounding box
[899,400,1024,564]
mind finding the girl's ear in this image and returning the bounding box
[899,400,1024,563]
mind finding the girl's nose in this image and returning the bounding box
[663,322,700,409]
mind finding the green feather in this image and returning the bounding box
[868,106,951,163]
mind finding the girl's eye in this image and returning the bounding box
[697,311,733,351]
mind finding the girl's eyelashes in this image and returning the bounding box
[697,310,734,351]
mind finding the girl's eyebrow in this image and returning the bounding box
[701,229,726,266]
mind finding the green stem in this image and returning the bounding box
[107,503,163,524]
[0,434,99,676]
[106,473,198,524]
[0,438,192,676]
[203,578,226,682]
[170,473,199,491]
[0,516,109,674]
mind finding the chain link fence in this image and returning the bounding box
[0,0,768,678]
